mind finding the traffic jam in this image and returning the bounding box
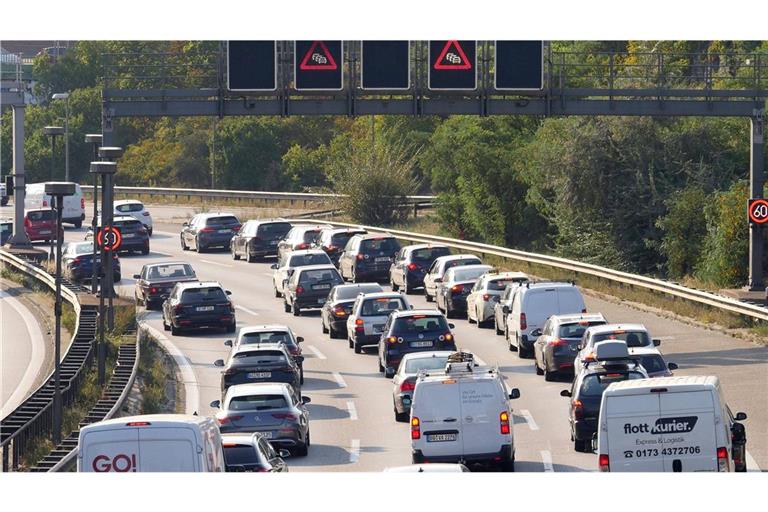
[69,213,749,473]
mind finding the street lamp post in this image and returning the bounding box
[45,181,76,446]
[97,147,123,333]
[43,126,64,260]
[85,134,103,294]
[51,93,70,182]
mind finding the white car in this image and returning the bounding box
[466,271,529,328]
[574,323,661,376]
[114,199,153,235]
[384,464,469,472]
[270,249,333,298]
[346,291,411,353]
[422,254,482,302]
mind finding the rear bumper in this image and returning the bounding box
[574,419,598,441]
[545,351,577,372]
[404,272,426,288]
[354,332,381,347]
[353,264,390,281]
[447,296,468,312]
[413,444,513,465]
[329,318,348,332]
[116,238,149,251]
[294,296,329,310]
[174,314,234,329]
[199,234,234,248]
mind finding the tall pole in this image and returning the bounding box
[86,134,102,294]
[748,110,766,290]
[97,175,107,384]
[52,198,63,445]
[8,105,30,247]
[50,135,56,181]
[64,96,70,182]
[105,172,115,330]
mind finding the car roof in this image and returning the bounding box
[628,346,663,356]
[237,325,294,336]
[114,199,143,205]
[142,261,190,269]
[581,360,647,377]
[403,243,450,252]
[287,249,327,257]
[294,264,338,273]
[226,382,291,398]
[176,280,223,290]
[400,351,455,362]
[483,271,529,280]
[391,309,444,318]
[433,254,480,264]
[25,208,53,213]
[355,233,396,240]
[359,291,404,300]
[586,323,649,335]
[113,215,140,223]
[232,342,288,355]
[248,218,288,225]
[334,283,382,291]
[196,212,238,219]
[292,224,331,231]
[323,227,366,234]
[220,433,262,445]
[521,281,578,290]
[445,264,493,275]
[549,313,607,324]
[603,376,720,395]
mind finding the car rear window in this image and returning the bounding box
[451,267,489,282]
[335,284,382,300]
[558,321,606,339]
[299,268,342,284]
[71,243,94,255]
[360,237,400,254]
[633,354,666,374]
[404,356,450,373]
[392,315,449,334]
[257,222,291,238]
[114,220,143,231]
[579,371,645,397]
[27,210,54,221]
[330,231,363,247]
[301,229,322,243]
[593,331,650,348]
[116,203,144,213]
[228,394,287,411]
[240,331,294,345]
[361,297,407,316]
[289,253,332,267]
[148,263,194,280]
[233,350,288,364]
[180,287,227,302]
[223,445,263,466]
[445,258,481,270]
[412,247,450,262]
[205,216,240,227]
[487,277,526,291]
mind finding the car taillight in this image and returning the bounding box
[548,338,567,346]
[355,319,364,332]
[333,306,346,317]
[216,415,243,426]
[400,380,416,392]
[73,257,82,265]
[439,333,453,342]
[200,227,215,233]
[599,454,610,472]
[451,284,463,293]
[582,308,587,313]
[150,287,158,294]
[411,417,421,440]
[520,312,527,330]
[126,421,151,427]
[326,244,337,251]
[223,368,237,375]
[296,243,308,250]
[271,413,298,420]
[296,286,304,295]
[142,211,150,216]
[174,304,183,314]
[482,294,490,301]
[233,224,241,232]
[407,263,417,271]
[80,198,85,209]
[24,217,31,227]
[138,227,147,235]
[584,354,595,362]
[500,411,511,435]
[387,336,397,344]
[717,447,729,472]
[43,200,48,207]
[356,254,364,261]
[572,399,584,420]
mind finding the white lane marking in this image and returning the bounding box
[235,305,259,316]
[0,291,46,417]
[349,439,360,463]
[474,356,486,365]
[346,401,358,421]
[151,251,174,257]
[540,450,554,472]
[306,345,327,360]
[141,320,200,415]
[333,371,348,388]
[746,450,761,472]
[200,259,232,268]
[520,409,539,431]
[655,336,676,341]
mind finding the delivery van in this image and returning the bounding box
[78,414,225,472]
[24,182,85,227]
[596,376,748,472]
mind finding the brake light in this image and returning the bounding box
[200,227,215,233]
[356,254,364,261]
[142,211,150,216]
[216,415,243,426]
[355,318,364,332]
[24,217,31,227]
[500,411,510,435]
[333,306,347,317]
[599,454,610,472]
[43,199,48,207]
[717,447,729,472]
[174,304,183,314]
[520,312,527,330]
[271,413,298,420]
[572,399,584,420]
[80,198,85,209]
[126,421,151,427]
[233,224,241,232]
[450,284,463,293]
[411,417,421,439]
[387,336,397,344]
[582,308,587,313]
[442,333,453,342]
[548,338,567,346]
[584,354,596,362]
[482,294,490,301]
[407,263,417,271]
[400,380,416,392]
[150,287,158,294]
[73,257,82,265]
[296,243,308,250]
[296,286,304,295]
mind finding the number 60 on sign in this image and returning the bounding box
[748,198,768,224]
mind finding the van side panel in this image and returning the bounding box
[79,428,140,472]
[659,391,718,472]
[459,380,506,456]
[604,394,665,471]
[137,427,199,472]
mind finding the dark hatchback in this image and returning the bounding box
[339,234,402,283]
[390,244,451,294]
[215,345,303,397]
[88,216,150,255]
[378,310,457,374]
[181,213,241,253]
[320,283,383,339]
[231,219,292,262]
[62,241,121,282]
[314,227,367,266]
[134,261,197,310]
[284,265,344,316]
[221,433,290,472]
[162,281,235,335]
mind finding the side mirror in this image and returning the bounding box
[224,340,233,347]
[531,328,542,337]
[225,290,232,295]
[301,396,312,404]
[735,412,748,421]
[502,305,510,315]
[296,356,305,363]
[214,359,225,367]
[448,323,455,329]
[653,339,661,347]
[434,277,442,283]
[182,222,188,227]
[132,273,140,279]
[209,400,221,408]
[560,389,572,398]
[509,388,521,400]
[270,263,278,270]
[409,305,414,309]
[385,367,396,378]
[278,449,291,459]
[296,336,304,343]
[667,362,678,371]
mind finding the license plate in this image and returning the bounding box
[270,240,278,245]
[312,283,330,290]
[317,298,326,304]
[248,372,272,379]
[427,433,456,442]
[260,431,273,439]
[218,229,230,233]
[196,306,214,312]
[410,341,433,348]
[373,324,385,333]
[123,233,135,238]
[39,230,51,235]
[376,257,390,263]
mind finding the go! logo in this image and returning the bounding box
[92,453,137,472]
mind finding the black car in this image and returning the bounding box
[162,281,236,335]
[283,265,344,317]
[62,241,121,283]
[215,344,303,397]
[0,219,12,245]
[87,216,150,255]
[320,283,383,339]
[225,326,305,384]
[221,433,290,472]
[378,310,457,374]
[134,261,197,310]
[314,227,367,266]
[231,219,292,262]
[338,234,401,283]
[181,213,241,253]
[390,244,451,294]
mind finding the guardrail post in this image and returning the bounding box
[748,110,766,290]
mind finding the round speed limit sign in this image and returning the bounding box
[97,226,122,251]
[748,199,768,225]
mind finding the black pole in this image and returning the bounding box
[52,195,64,446]
[91,143,100,294]
[105,172,115,330]
[49,136,57,261]
[98,173,108,385]
[748,112,766,290]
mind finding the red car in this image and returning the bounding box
[24,209,58,242]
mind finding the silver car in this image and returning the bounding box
[346,291,411,353]
[466,272,529,328]
[271,249,332,297]
[391,351,454,422]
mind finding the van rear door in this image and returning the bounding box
[556,288,585,315]
[604,393,665,471]
[524,289,559,330]
[137,426,200,471]
[80,427,139,472]
[460,380,503,456]
[416,380,463,458]
[659,391,718,472]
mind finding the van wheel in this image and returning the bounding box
[378,358,385,373]
[348,336,353,349]
[507,329,517,352]
[171,323,180,336]
[412,453,424,464]
[574,438,588,453]
[535,360,544,376]
[141,247,149,255]
[354,343,362,354]
[246,246,255,263]
[163,318,170,331]
[293,305,301,317]
[425,291,433,302]
[284,301,291,313]
[467,311,476,324]
[500,456,515,472]
[495,319,504,335]
[232,247,240,260]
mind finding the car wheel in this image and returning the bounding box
[181,236,188,251]
[162,317,170,331]
[402,280,409,295]
[354,343,362,354]
[390,279,399,292]
[293,304,301,317]
[322,318,329,334]
[226,321,236,333]
[141,247,149,255]
[348,336,353,349]
[232,246,240,260]
[74,220,82,229]
[295,439,309,457]
[495,318,503,335]
[574,438,588,453]
[246,246,255,263]
[300,367,304,385]
[195,237,203,253]
[114,273,122,283]
[425,290,433,302]
[500,456,515,472]
[507,328,517,352]
[284,300,291,313]
[467,309,476,324]
[518,340,532,359]
[148,227,153,236]
[378,358,385,372]
[274,286,281,298]
[535,358,544,376]
[544,369,555,382]
[394,406,409,423]
[171,323,180,336]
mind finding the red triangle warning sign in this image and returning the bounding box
[299,41,338,71]
[434,41,472,70]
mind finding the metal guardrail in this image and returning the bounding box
[294,219,768,323]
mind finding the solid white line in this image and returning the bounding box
[474,356,486,365]
[0,291,46,417]
[746,450,761,472]
[346,401,358,421]
[333,372,347,388]
[540,450,554,472]
[655,336,676,341]
[235,305,259,316]
[520,409,539,431]
[305,345,327,360]
[200,259,232,268]
[349,439,360,463]
[151,251,174,257]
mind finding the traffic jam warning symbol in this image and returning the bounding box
[428,40,477,90]
[299,41,338,70]
[433,40,472,70]
[97,226,122,251]
[748,198,768,225]
[294,41,343,91]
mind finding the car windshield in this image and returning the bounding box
[633,354,666,374]
[71,243,94,255]
[412,247,451,262]
[0,224,11,233]
[289,253,331,267]
[228,394,288,411]
[559,321,606,339]
[579,371,645,397]
[206,216,240,227]
[116,203,143,213]
[257,222,291,238]
[450,267,488,282]
[299,268,342,284]
[27,210,53,221]
[335,284,382,300]
[360,238,400,254]
[148,263,194,280]
[392,315,449,334]
[593,330,651,348]
[240,331,294,346]
[361,297,406,316]
[180,287,227,302]
[223,445,262,466]
[487,278,525,291]
[404,356,450,373]
[331,232,363,246]
[233,350,288,364]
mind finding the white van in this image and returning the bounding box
[504,282,586,358]
[78,414,226,472]
[24,182,85,227]
[597,376,748,472]
[410,352,520,470]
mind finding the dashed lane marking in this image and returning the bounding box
[306,345,327,360]
[333,371,348,388]
[346,401,358,421]
[235,305,259,316]
[349,439,360,463]
[200,259,232,268]
[520,409,539,431]
[541,450,554,472]
[746,450,761,472]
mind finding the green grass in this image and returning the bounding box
[138,334,171,414]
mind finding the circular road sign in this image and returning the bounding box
[97,226,122,251]
[749,199,768,225]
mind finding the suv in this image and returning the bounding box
[276,224,331,261]
[422,254,483,302]
[574,323,661,376]
[283,265,343,316]
[314,227,367,266]
[87,215,150,255]
[560,341,648,452]
[224,325,305,384]
[114,199,153,236]
[161,281,235,335]
[389,244,452,294]
[338,233,401,283]
[221,433,289,472]
[181,213,241,253]
[214,343,303,397]
[378,310,457,373]
[271,249,333,298]
[231,219,292,262]
[133,261,197,310]
[435,264,493,318]
[347,291,411,353]
[532,313,608,381]
[321,283,383,339]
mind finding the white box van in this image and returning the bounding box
[78,414,226,472]
[410,353,520,470]
[504,282,586,358]
[597,376,748,472]
[24,182,85,227]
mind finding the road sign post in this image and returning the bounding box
[747,112,766,291]
[428,40,477,90]
[227,41,277,91]
[294,41,343,91]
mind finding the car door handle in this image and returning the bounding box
[443,418,457,422]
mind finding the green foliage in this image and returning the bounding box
[657,186,708,277]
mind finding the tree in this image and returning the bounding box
[656,186,708,277]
